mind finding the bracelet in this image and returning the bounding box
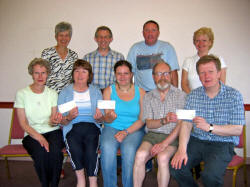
[160,118,164,126]
[124,129,129,135]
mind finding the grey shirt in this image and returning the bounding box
[143,85,186,134]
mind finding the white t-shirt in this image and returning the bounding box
[182,54,227,90]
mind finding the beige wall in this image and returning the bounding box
[0,0,249,157]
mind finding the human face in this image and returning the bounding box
[73,67,89,86]
[198,62,221,89]
[143,23,160,46]
[56,30,71,48]
[115,65,133,86]
[95,30,113,51]
[32,65,48,86]
[194,34,212,54]
[153,63,171,91]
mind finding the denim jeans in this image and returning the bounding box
[170,136,234,187]
[100,126,144,187]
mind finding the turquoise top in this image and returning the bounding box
[105,84,140,130]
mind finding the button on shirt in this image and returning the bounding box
[143,86,186,134]
[184,83,245,145]
[83,49,124,89]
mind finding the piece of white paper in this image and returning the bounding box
[176,109,196,120]
[97,100,116,109]
[58,100,77,113]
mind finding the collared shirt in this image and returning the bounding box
[143,85,186,134]
[184,83,245,145]
[83,49,124,89]
[41,47,78,93]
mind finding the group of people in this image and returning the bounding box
[14,20,245,187]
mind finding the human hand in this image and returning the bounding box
[151,142,168,157]
[105,110,117,123]
[114,130,127,143]
[50,112,63,125]
[171,149,188,169]
[94,108,103,122]
[164,112,178,124]
[193,116,210,132]
[36,134,49,152]
[68,107,79,121]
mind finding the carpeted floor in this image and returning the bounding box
[0,160,248,187]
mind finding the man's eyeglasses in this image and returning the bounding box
[154,72,171,77]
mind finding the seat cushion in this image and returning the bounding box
[0,144,29,156]
[228,155,244,167]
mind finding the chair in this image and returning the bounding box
[226,120,248,187]
[0,106,30,179]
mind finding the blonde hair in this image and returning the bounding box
[193,27,214,50]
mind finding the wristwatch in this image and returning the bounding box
[160,118,164,126]
[209,124,214,133]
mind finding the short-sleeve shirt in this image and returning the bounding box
[41,47,78,93]
[182,54,227,90]
[143,86,186,134]
[184,83,245,145]
[14,86,59,135]
[127,40,179,91]
[83,49,124,89]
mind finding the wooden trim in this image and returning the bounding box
[244,104,250,111]
[0,102,14,109]
[0,102,249,110]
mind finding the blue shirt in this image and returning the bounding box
[83,49,124,89]
[58,84,103,140]
[184,83,245,145]
[104,84,140,130]
[127,40,179,91]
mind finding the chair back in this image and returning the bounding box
[8,108,25,144]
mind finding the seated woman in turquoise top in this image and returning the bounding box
[100,60,145,187]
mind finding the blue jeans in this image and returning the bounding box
[170,136,234,187]
[100,126,144,187]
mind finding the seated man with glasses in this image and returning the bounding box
[133,61,186,187]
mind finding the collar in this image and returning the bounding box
[93,48,114,56]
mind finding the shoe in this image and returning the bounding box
[60,169,65,179]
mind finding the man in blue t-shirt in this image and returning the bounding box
[127,20,179,90]
[170,55,245,187]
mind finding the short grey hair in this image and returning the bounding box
[28,58,51,75]
[55,21,72,37]
[152,59,171,74]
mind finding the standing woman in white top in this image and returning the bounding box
[181,27,227,93]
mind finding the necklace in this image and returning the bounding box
[118,84,132,93]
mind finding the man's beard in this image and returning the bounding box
[156,79,170,91]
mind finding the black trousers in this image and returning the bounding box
[22,129,64,187]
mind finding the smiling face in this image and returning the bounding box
[194,34,212,54]
[198,61,221,89]
[143,22,160,46]
[32,65,48,86]
[153,63,171,91]
[95,30,113,51]
[115,65,133,87]
[73,67,89,86]
[55,30,71,48]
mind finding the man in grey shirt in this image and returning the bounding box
[133,61,186,187]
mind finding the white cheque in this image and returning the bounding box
[176,109,196,120]
[97,100,116,110]
[58,100,77,113]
